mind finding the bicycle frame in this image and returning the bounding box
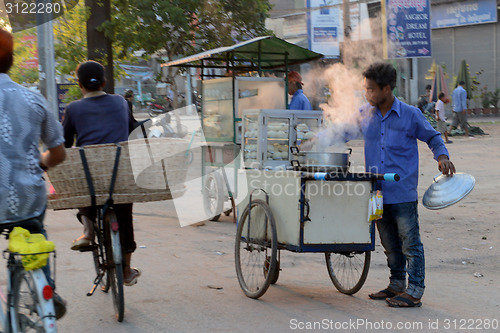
[0,251,57,333]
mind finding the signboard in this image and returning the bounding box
[307,0,342,59]
[19,35,38,69]
[382,0,432,59]
[431,0,497,29]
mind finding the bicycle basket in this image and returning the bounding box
[8,227,55,271]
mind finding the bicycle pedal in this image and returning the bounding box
[78,245,94,252]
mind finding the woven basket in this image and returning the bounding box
[47,138,189,210]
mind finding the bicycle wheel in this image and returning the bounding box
[11,267,57,332]
[203,172,224,221]
[325,251,371,295]
[104,208,125,322]
[235,199,277,299]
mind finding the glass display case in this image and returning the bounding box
[242,109,323,169]
[202,77,286,143]
[202,77,233,141]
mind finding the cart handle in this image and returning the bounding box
[306,172,400,182]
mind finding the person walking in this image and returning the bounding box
[358,62,456,308]
[452,81,470,136]
[435,92,452,143]
[62,60,141,286]
[0,27,67,318]
[287,71,312,110]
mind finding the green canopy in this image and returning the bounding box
[455,59,473,99]
[161,36,323,71]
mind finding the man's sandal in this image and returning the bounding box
[124,267,141,286]
[369,288,401,300]
[386,295,422,308]
[368,288,401,300]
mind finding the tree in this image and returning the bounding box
[53,1,88,77]
[105,0,272,108]
[52,1,132,80]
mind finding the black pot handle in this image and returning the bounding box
[290,146,300,154]
[345,148,353,155]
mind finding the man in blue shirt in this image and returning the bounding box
[288,71,312,110]
[451,81,470,136]
[360,62,455,308]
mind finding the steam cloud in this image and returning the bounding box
[303,16,384,152]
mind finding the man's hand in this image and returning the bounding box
[438,155,456,175]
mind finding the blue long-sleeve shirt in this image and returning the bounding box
[317,97,449,204]
[452,86,467,112]
[289,89,312,110]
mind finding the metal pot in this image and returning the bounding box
[290,146,351,171]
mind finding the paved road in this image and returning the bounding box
[45,197,499,333]
[32,115,500,332]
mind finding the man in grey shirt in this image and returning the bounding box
[451,81,470,136]
[0,27,67,318]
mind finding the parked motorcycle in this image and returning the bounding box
[147,98,173,119]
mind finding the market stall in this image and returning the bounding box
[162,36,323,221]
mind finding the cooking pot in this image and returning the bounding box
[290,146,351,171]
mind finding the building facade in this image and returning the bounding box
[267,0,500,107]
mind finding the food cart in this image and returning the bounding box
[234,105,400,299]
[161,36,323,221]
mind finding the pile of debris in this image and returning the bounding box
[422,110,486,136]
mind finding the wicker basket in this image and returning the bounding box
[47,138,189,210]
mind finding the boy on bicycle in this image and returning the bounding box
[0,28,67,319]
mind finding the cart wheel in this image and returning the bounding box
[235,199,277,299]
[264,254,280,285]
[203,172,224,221]
[325,251,371,295]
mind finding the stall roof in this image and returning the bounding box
[161,36,323,70]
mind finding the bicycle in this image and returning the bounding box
[0,226,57,332]
[76,146,125,322]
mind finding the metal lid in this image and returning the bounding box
[422,173,475,210]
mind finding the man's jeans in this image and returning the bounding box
[376,201,425,299]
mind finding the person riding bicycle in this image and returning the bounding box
[62,60,141,286]
[0,28,67,319]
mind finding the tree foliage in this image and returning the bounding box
[105,0,272,106]
[52,1,133,79]
[52,1,89,77]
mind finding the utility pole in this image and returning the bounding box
[85,0,114,93]
[343,0,351,39]
[36,0,58,119]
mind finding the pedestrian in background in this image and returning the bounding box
[452,81,470,137]
[435,92,452,144]
[287,71,312,110]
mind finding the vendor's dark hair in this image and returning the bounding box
[76,60,105,91]
[363,62,397,90]
[425,84,432,90]
[438,92,445,99]
[0,28,14,73]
